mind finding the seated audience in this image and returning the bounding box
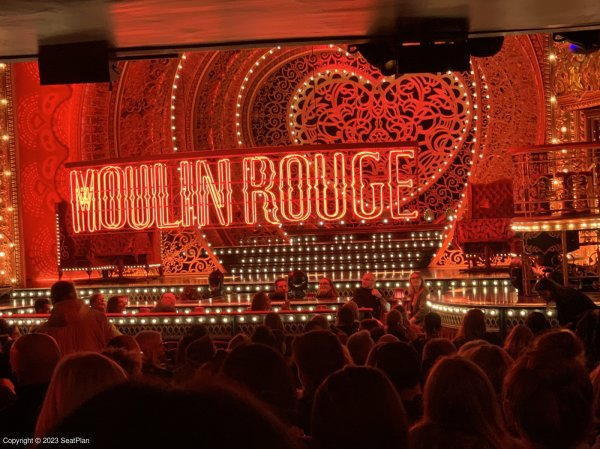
[101,347,142,378]
[406,271,429,324]
[153,292,177,313]
[312,366,408,449]
[353,272,386,320]
[251,325,283,353]
[461,344,513,397]
[35,352,126,437]
[88,293,106,313]
[269,278,289,301]
[0,334,61,438]
[38,382,300,449]
[421,338,457,385]
[525,310,552,336]
[367,341,423,424]
[346,330,374,365]
[250,292,271,311]
[34,298,51,314]
[412,312,442,356]
[504,356,592,449]
[530,328,586,368]
[292,330,348,434]
[534,277,597,328]
[221,343,298,427]
[385,308,411,342]
[135,330,172,383]
[410,356,517,449]
[575,308,600,370]
[452,308,500,349]
[316,277,338,299]
[503,324,534,361]
[175,324,209,366]
[332,303,359,337]
[106,295,128,314]
[227,333,251,351]
[38,281,120,355]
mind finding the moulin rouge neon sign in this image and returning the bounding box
[67,143,419,233]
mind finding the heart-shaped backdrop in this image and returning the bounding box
[288,70,473,212]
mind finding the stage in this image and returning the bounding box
[0,269,567,340]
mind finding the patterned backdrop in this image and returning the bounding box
[12,36,544,283]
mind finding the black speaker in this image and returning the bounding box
[38,40,114,85]
[396,41,471,74]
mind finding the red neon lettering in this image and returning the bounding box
[279,154,311,222]
[388,149,419,220]
[69,169,97,233]
[243,157,279,225]
[195,159,232,227]
[152,163,180,228]
[98,166,126,230]
[351,151,384,220]
[314,152,347,220]
[124,165,155,230]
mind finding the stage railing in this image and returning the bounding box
[510,142,600,217]
[427,299,559,339]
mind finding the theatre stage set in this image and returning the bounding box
[1,4,600,339]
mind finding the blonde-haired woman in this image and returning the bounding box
[407,272,429,325]
[35,352,126,437]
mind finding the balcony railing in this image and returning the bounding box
[510,142,600,218]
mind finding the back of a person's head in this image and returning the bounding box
[50,281,77,304]
[185,335,216,368]
[292,330,346,392]
[337,304,356,326]
[175,325,209,365]
[311,366,408,449]
[308,314,329,330]
[135,330,163,365]
[531,329,585,367]
[251,325,278,350]
[106,296,124,313]
[107,335,141,352]
[457,339,490,355]
[40,381,300,449]
[504,324,534,361]
[575,308,600,369]
[386,309,403,328]
[101,347,142,377]
[10,333,61,385]
[459,309,486,340]
[34,298,51,313]
[312,366,408,449]
[227,333,251,351]
[222,343,297,423]
[422,338,457,364]
[359,318,381,331]
[347,330,374,365]
[250,292,270,311]
[525,311,552,335]
[35,352,127,437]
[160,292,177,307]
[367,341,421,391]
[504,356,592,449]
[461,344,513,396]
[422,356,504,441]
[264,312,284,332]
[423,312,442,336]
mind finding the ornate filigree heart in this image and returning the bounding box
[288,70,474,204]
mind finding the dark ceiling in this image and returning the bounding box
[1,0,600,60]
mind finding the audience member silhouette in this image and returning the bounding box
[34,352,126,437]
[312,366,409,449]
[0,334,61,438]
[38,281,120,355]
[503,324,534,361]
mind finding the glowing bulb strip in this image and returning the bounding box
[170,53,187,152]
[236,47,281,147]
